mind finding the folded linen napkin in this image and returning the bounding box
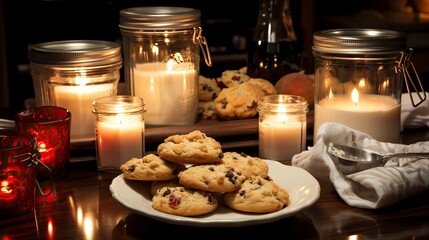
[292,122,429,209]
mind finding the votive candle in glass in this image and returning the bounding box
[257,95,308,161]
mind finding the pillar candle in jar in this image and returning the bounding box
[259,114,306,160]
[96,114,144,170]
[133,62,198,125]
[314,90,400,143]
[54,82,115,139]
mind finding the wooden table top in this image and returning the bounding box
[1,126,429,239]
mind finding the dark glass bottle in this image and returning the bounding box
[247,0,301,85]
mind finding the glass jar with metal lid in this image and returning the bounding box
[312,28,425,143]
[119,6,212,126]
[30,40,122,140]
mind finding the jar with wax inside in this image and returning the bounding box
[119,6,212,126]
[29,40,122,141]
[93,95,146,173]
[312,28,425,143]
[257,94,308,161]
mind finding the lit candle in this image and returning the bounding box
[314,88,401,142]
[93,96,145,172]
[96,112,144,169]
[259,114,306,160]
[257,95,308,161]
[54,79,115,139]
[133,62,198,125]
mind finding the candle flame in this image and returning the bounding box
[351,88,359,105]
[358,78,366,88]
[1,180,12,194]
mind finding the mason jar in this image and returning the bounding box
[119,6,212,126]
[93,95,145,173]
[312,28,424,143]
[257,94,308,161]
[30,40,122,141]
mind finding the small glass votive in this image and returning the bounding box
[16,106,71,179]
[93,95,145,172]
[257,94,308,161]
[0,130,38,218]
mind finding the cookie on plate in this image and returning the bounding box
[198,75,221,101]
[157,130,223,165]
[221,152,269,179]
[178,163,246,193]
[120,154,186,181]
[214,81,266,120]
[223,176,290,213]
[150,179,182,196]
[152,186,218,216]
[217,70,250,88]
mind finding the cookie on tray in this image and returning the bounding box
[221,152,269,179]
[178,163,246,193]
[120,154,186,181]
[223,175,290,213]
[152,186,218,216]
[157,130,223,165]
[217,70,250,88]
[247,78,277,95]
[198,75,221,101]
[214,81,266,120]
[198,101,217,119]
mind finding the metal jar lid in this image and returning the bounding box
[30,40,122,68]
[119,6,201,33]
[312,28,407,55]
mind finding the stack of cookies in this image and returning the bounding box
[120,130,290,217]
[198,67,276,120]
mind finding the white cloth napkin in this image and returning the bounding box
[292,122,429,209]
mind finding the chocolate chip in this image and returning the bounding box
[225,170,237,184]
[128,164,136,172]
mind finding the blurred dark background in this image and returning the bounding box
[1,0,429,110]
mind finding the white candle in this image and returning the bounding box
[96,114,144,169]
[133,62,198,125]
[259,114,306,161]
[54,83,114,139]
[314,93,401,143]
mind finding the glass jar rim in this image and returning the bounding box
[119,6,201,31]
[30,40,122,67]
[257,94,309,114]
[312,28,406,55]
[93,95,146,114]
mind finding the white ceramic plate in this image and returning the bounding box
[109,160,320,227]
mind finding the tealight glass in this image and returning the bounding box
[93,95,145,172]
[16,106,71,179]
[0,130,38,218]
[257,94,308,161]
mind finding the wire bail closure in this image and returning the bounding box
[193,27,212,67]
[14,150,57,198]
[395,48,426,107]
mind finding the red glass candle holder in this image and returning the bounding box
[16,106,71,179]
[0,130,38,217]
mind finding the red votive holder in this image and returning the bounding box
[0,130,38,218]
[16,106,71,179]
